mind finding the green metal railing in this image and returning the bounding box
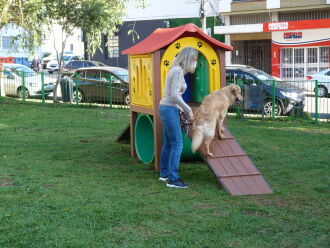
[226,78,328,122]
[0,69,329,122]
[0,70,129,109]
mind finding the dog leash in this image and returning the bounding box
[180,111,193,136]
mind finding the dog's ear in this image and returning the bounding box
[231,87,237,96]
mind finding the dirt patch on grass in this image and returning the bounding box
[195,203,215,209]
[242,210,272,218]
[0,175,14,187]
[249,196,288,208]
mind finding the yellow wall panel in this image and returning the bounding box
[129,54,153,108]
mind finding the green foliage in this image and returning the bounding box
[0,0,43,52]
[0,101,329,247]
[0,0,143,56]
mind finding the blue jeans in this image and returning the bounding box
[159,105,183,181]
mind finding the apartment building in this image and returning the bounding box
[215,0,330,80]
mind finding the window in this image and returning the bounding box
[1,36,17,49]
[70,44,73,51]
[279,10,330,22]
[71,61,83,69]
[85,70,100,80]
[86,61,96,67]
[107,36,119,58]
[280,46,330,80]
[230,13,269,25]
[78,71,86,78]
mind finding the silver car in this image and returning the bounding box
[306,68,330,97]
[1,63,55,98]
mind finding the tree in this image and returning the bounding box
[42,0,139,102]
[1,0,144,102]
[0,0,43,52]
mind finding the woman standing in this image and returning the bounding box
[159,47,198,188]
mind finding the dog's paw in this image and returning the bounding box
[207,152,214,157]
[219,134,226,140]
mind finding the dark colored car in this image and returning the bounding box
[62,66,129,105]
[226,65,305,116]
[61,60,106,76]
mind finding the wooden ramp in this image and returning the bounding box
[117,122,273,195]
[190,126,273,195]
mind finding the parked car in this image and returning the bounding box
[60,60,106,76]
[42,55,56,69]
[306,68,330,97]
[226,65,305,116]
[61,67,129,105]
[46,55,83,73]
[1,63,55,98]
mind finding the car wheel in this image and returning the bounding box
[264,100,282,116]
[124,94,130,105]
[17,87,30,99]
[316,86,327,97]
[72,88,84,103]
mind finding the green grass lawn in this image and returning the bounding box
[0,100,329,248]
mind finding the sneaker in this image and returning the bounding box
[159,177,168,181]
[166,180,188,188]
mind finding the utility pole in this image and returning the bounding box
[200,0,207,33]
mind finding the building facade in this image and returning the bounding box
[215,0,330,80]
[0,24,84,61]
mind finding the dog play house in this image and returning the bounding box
[121,23,272,195]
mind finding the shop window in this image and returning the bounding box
[307,67,318,75]
[280,46,330,80]
[294,67,304,78]
[294,48,304,64]
[281,48,292,64]
[320,47,329,63]
[307,48,317,63]
[281,68,293,79]
[231,40,271,74]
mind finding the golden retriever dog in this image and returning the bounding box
[191,84,243,157]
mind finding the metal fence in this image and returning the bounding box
[0,70,129,109]
[0,70,329,122]
[227,79,329,122]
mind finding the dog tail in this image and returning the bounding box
[191,125,203,153]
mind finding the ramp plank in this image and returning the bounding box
[190,125,272,196]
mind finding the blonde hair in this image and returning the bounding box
[171,47,198,74]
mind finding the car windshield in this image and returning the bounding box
[249,69,276,84]
[4,65,36,77]
[63,56,72,61]
[111,69,129,83]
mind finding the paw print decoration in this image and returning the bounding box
[211,59,217,65]
[175,43,181,49]
[163,60,170,67]
[197,41,203,48]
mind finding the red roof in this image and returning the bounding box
[122,23,233,55]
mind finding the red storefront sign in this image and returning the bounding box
[263,18,330,32]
